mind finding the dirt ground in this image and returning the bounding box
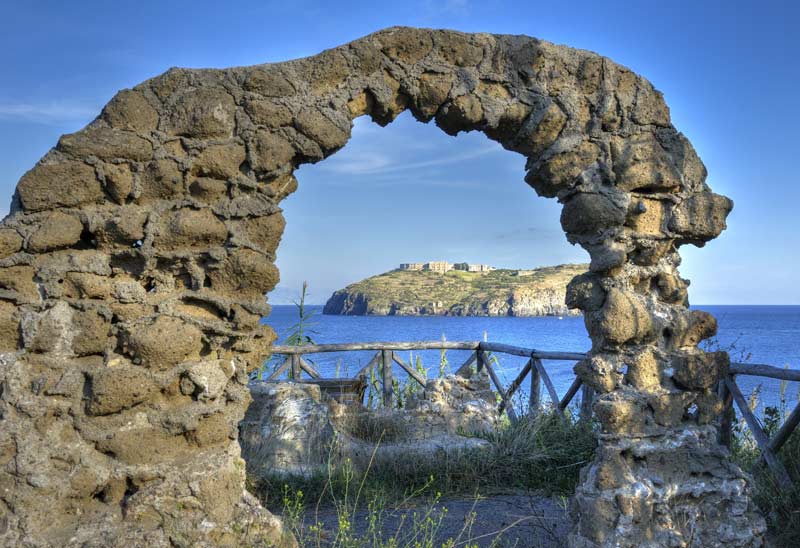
[291,493,572,547]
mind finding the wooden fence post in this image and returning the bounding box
[455,351,478,377]
[558,377,583,412]
[501,360,532,416]
[725,377,792,486]
[290,353,301,380]
[267,356,291,381]
[579,384,594,423]
[479,350,518,424]
[717,378,733,448]
[382,350,394,408]
[529,359,541,417]
[532,359,564,419]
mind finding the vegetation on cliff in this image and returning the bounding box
[323,264,588,317]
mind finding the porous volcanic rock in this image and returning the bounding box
[0,27,762,547]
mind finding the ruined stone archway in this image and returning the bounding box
[0,27,765,547]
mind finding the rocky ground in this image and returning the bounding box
[291,492,571,547]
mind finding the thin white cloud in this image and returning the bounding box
[0,102,99,124]
[423,0,471,17]
[318,153,394,175]
[319,141,503,176]
[381,177,494,189]
[310,173,508,190]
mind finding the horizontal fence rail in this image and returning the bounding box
[270,341,587,361]
[265,341,591,422]
[258,340,799,487]
[729,362,800,382]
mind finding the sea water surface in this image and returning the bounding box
[263,305,800,412]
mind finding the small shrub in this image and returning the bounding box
[253,281,318,381]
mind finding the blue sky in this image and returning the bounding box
[1,0,797,305]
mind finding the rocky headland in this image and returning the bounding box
[323,263,587,317]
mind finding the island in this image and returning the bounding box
[323,262,588,317]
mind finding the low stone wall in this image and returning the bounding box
[241,383,336,478]
[240,371,499,479]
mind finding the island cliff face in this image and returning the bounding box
[323,264,587,316]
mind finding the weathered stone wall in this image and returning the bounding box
[241,382,336,478]
[240,372,497,480]
[0,27,763,546]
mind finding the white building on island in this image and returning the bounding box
[399,261,495,273]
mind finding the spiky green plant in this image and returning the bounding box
[438,333,450,378]
[285,281,319,348]
[253,281,319,381]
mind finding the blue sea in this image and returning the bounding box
[262,305,800,413]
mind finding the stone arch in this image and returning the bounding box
[0,27,764,547]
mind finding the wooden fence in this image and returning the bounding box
[720,362,800,486]
[266,341,590,422]
[262,341,800,487]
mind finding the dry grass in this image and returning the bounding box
[248,409,595,512]
[336,410,410,443]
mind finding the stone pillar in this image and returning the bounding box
[559,168,767,547]
[563,249,766,544]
